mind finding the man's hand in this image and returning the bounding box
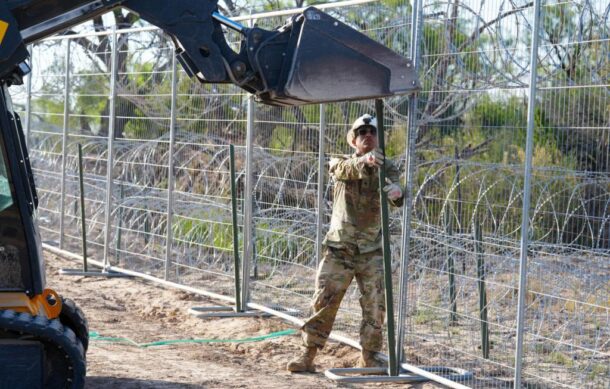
[360,149,384,167]
[383,178,403,201]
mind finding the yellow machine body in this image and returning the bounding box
[0,288,62,319]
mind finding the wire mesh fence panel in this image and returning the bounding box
[401,0,609,387]
[248,100,323,317]
[26,40,71,244]
[61,35,114,259]
[106,28,174,278]
[167,25,248,298]
[170,138,244,298]
[9,0,609,387]
[520,1,610,387]
[401,0,537,386]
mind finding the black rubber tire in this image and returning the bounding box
[0,310,86,389]
[59,297,89,352]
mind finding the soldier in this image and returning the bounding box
[287,113,404,373]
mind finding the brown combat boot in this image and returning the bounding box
[286,346,317,373]
[357,349,386,368]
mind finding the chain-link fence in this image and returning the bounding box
[9,0,608,387]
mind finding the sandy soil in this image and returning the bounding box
[45,252,445,389]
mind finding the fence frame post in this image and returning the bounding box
[102,25,119,270]
[229,144,243,311]
[59,39,71,249]
[241,90,255,307]
[514,0,542,386]
[375,99,398,376]
[77,143,88,272]
[396,0,422,364]
[164,45,178,280]
[315,103,326,269]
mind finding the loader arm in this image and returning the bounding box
[1,0,418,106]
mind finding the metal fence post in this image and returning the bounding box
[445,206,457,323]
[164,46,178,280]
[77,143,88,272]
[103,25,119,269]
[376,99,398,376]
[240,13,256,308]
[229,144,242,311]
[25,45,33,148]
[514,0,542,386]
[241,91,255,307]
[396,0,422,364]
[474,218,489,359]
[315,103,326,269]
[59,39,71,249]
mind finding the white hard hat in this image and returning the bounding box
[347,114,377,146]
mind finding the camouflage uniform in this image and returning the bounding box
[301,153,403,352]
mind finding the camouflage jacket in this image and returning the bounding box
[323,153,404,253]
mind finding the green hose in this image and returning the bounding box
[88,329,296,348]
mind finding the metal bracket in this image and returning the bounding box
[188,304,300,319]
[59,267,132,278]
[188,306,270,318]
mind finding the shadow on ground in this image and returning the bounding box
[85,376,206,388]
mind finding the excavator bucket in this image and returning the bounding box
[245,7,419,106]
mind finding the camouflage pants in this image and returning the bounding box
[301,244,385,352]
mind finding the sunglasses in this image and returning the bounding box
[356,126,377,137]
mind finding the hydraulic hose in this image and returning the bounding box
[88,329,296,348]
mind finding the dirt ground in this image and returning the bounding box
[45,252,445,389]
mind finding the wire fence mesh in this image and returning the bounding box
[9,0,608,387]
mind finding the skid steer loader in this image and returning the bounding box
[0,1,418,387]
